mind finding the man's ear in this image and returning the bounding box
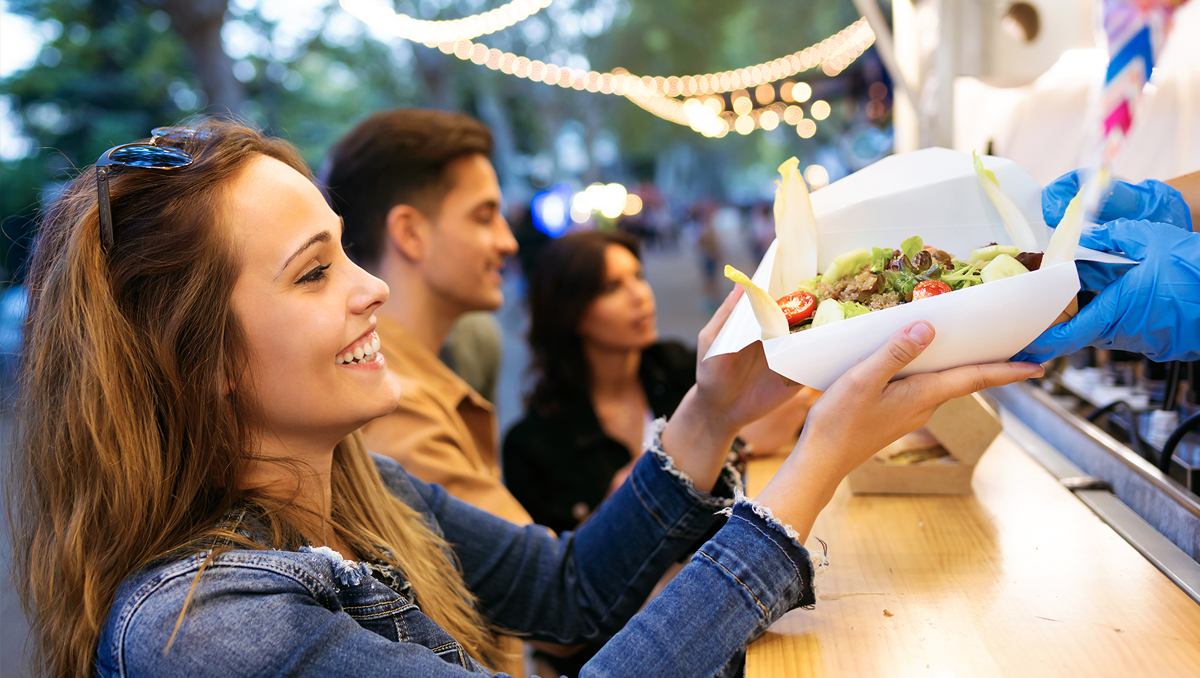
[386,204,430,262]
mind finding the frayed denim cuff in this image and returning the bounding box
[643,417,743,510]
[709,500,828,613]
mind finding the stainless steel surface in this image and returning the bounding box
[999,406,1200,605]
[991,382,1200,564]
[1053,366,1200,489]
[1078,490,1200,606]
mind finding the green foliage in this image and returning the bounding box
[0,0,886,281]
[2,0,196,278]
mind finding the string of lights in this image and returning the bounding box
[339,0,554,45]
[339,0,877,137]
[619,22,873,139]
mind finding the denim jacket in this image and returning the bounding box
[95,432,820,677]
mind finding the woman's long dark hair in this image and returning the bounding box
[526,229,641,416]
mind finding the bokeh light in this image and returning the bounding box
[754,83,775,105]
[804,164,829,189]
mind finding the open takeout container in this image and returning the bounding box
[705,147,1128,391]
[846,393,1003,495]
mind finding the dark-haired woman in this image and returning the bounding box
[12,120,1041,678]
[504,231,813,537]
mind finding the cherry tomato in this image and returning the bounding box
[777,290,817,325]
[912,280,952,300]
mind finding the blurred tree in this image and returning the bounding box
[1,0,197,281]
[155,0,244,112]
[0,0,418,281]
[0,0,884,282]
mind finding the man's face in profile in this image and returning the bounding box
[420,153,518,312]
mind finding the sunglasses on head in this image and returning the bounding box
[94,127,211,253]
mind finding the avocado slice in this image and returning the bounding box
[821,247,872,283]
[980,253,1030,283]
[811,299,845,328]
[968,244,1020,264]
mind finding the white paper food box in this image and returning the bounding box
[706,148,1126,390]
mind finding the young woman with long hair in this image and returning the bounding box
[505,230,810,537]
[9,120,1042,677]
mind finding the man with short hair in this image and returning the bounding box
[324,109,531,526]
[324,109,532,675]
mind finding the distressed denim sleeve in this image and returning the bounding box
[377,418,825,675]
[582,501,825,677]
[387,419,744,645]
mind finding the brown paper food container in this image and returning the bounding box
[1051,296,1079,327]
[847,393,1003,495]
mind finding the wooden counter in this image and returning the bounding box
[744,434,1200,677]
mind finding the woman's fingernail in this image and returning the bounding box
[908,322,933,346]
[1031,365,1046,378]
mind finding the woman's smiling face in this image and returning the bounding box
[226,155,401,444]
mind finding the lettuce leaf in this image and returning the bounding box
[973,150,1040,253]
[900,235,924,261]
[842,301,871,318]
[883,270,920,297]
[869,247,893,273]
[941,261,983,289]
[795,275,822,295]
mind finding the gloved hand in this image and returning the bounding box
[1043,170,1193,231]
[1013,219,1200,363]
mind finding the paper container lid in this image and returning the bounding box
[706,148,1085,391]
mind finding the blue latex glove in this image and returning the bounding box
[1013,219,1200,363]
[1043,170,1192,231]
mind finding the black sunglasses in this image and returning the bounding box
[94,127,210,253]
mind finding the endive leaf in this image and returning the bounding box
[1042,170,1103,267]
[725,265,789,340]
[771,157,818,296]
[973,151,1039,253]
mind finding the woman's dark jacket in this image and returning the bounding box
[503,341,696,536]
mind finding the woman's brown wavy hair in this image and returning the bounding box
[8,120,502,677]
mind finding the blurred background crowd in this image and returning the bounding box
[0,0,902,416]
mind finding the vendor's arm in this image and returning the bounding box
[1042,170,1193,230]
[1014,219,1200,363]
[1015,170,1200,363]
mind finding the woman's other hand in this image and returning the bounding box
[755,321,1044,543]
[736,387,822,456]
[661,287,803,492]
[692,286,804,433]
